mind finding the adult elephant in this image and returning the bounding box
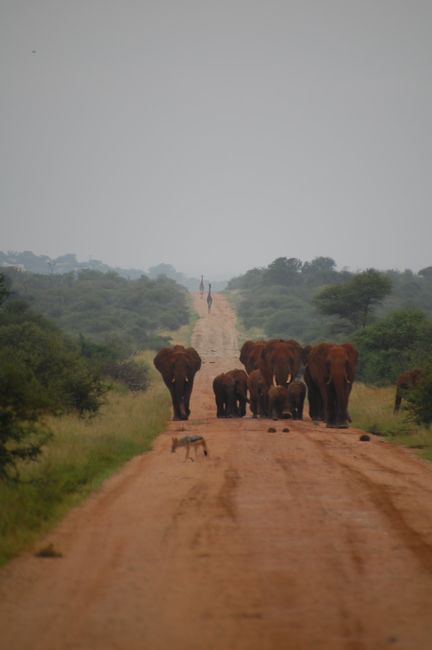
[247,369,268,418]
[153,345,201,420]
[394,368,424,413]
[304,343,358,428]
[239,340,267,374]
[260,339,303,388]
[213,369,248,418]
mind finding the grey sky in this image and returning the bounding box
[1,1,431,279]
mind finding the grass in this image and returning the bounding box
[0,360,170,567]
[0,304,200,568]
[350,383,432,461]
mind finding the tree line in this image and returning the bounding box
[0,270,190,479]
[227,256,432,387]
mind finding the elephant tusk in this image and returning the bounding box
[287,374,292,384]
[325,378,331,385]
[345,378,351,384]
[272,374,278,387]
[185,377,189,383]
[171,378,176,383]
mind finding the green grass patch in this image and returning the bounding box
[350,383,432,461]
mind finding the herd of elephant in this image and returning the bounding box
[153,339,359,429]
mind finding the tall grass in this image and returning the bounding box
[0,372,170,566]
[350,383,432,461]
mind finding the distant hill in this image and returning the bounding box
[0,251,145,279]
[0,251,227,290]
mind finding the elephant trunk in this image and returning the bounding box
[272,369,293,387]
[328,372,350,428]
[172,372,189,420]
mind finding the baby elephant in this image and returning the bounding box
[286,380,306,420]
[213,369,248,418]
[268,385,292,420]
[247,369,268,418]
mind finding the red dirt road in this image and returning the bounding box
[2,294,432,650]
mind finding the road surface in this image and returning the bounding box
[2,293,432,650]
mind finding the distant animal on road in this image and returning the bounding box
[153,345,202,420]
[207,284,213,313]
[171,435,208,461]
[394,368,425,413]
[199,275,204,299]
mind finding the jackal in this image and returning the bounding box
[171,435,208,461]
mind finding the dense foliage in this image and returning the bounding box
[0,290,109,478]
[4,269,190,353]
[103,361,150,392]
[353,310,432,385]
[228,256,432,385]
[314,269,392,328]
[405,364,432,425]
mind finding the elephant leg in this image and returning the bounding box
[308,381,323,421]
[215,394,225,418]
[318,384,330,425]
[260,394,269,418]
[184,382,193,419]
[168,385,182,420]
[298,394,305,420]
[250,397,258,418]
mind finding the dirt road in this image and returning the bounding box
[2,294,432,650]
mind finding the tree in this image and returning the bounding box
[314,269,392,329]
[353,309,432,384]
[0,351,51,479]
[405,364,432,425]
[0,279,108,478]
[264,257,303,286]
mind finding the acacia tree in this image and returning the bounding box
[314,269,392,329]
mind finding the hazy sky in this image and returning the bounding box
[1,1,431,279]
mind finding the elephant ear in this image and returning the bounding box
[186,347,202,372]
[153,347,173,372]
[342,343,359,366]
[239,340,255,365]
[301,345,312,364]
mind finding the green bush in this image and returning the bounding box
[103,361,150,392]
[0,351,51,479]
[405,366,432,425]
[354,309,432,384]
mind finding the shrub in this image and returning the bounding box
[0,351,52,480]
[103,361,150,392]
[405,366,432,425]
